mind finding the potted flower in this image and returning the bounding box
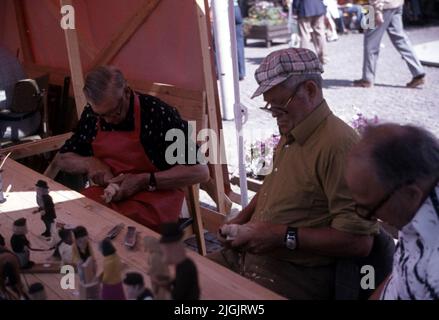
[351,113,380,135]
[244,1,291,47]
[246,134,281,180]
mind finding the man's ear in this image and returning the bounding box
[303,80,318,99]
[402,184,424,211]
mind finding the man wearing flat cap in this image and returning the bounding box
[214,48,379,299]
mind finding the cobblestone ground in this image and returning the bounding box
[220,25,439,174]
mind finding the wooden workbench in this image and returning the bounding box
[0,159,283,300]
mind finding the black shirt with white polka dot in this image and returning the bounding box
[60,92,199,170]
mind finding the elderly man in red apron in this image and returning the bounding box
[57,66,209,232]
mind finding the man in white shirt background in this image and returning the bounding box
[345,123,439,299]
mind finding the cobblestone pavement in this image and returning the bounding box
[221,25,439,173]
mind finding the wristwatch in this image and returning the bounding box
[146,172,157,192]
[285,227,298,250]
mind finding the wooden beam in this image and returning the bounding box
[196,0,227,214]
[90,0,161,68]
[60,0,87,118]
[129,79,204,102]
[0,133,72,160]
[13,0,34,63]
[231,175,262,193]
[200,205,226,234]
[186,185,207,256]
[46,0,98,60]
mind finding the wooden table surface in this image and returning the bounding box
[0,159,283,300]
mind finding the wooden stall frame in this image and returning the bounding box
[4,0,232,240]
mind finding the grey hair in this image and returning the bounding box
[359,124,439,190]
[83,66,127,104]
[281,73,323,92]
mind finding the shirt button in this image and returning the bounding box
[263,192,267,197]
[274,168,278,173]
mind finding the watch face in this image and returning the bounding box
[286,232,296,250]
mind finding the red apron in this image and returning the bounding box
[81,94,184,231]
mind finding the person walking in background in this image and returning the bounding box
[325,0,341,41]
[338,0,365,32]
[293,0,328,64]
[353,0,426,88]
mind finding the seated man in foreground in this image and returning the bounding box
[345,123,439,299]
[211,48,378,300]
[57,66,209,231]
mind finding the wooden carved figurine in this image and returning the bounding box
[52,227,74,265]
[28,282,47,300]
[34,181,57,238]
[143,236,172,300]
[99,239,125,300]
[123,272,153,300]
[72,226,99,300]
[159,223,200,300]
[0,233,27,300]
[10,218,34,269]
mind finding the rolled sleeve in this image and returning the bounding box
[318,144,379,236]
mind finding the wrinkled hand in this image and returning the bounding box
[109,173,148,202]
[217,211,248,244]
[87,158,114,186]
[229,222,285,254]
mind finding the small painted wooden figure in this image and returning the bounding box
[52,227,74,265]
[10,218,34,269]
[28,282,47,300]
[34,181,57,238]
[123,272,153,300]
[144,236,172,300]
[0,233,27,300]
[72,226,99,299]
[159,223,200,300]
[99,239,125,300]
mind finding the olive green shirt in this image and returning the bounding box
[251,100,379,267]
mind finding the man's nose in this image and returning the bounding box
[271,107,287,118]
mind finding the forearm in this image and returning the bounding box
[297,227,373,257]
[230,192,259,224]
[56,152,94,175]
[153,164,210,190]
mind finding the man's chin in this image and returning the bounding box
[278,125,290,136]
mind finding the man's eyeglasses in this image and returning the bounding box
[260,82,302,113]
[355,180,413,221]
[260,94,294,113]
[90,95,124,119]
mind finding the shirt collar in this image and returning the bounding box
[400,183,439,244]
[289,100,332,146]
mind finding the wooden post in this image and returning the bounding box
[46,0,98,60]
[196,0,227,215]
[13,0,34,63]
[60,0,87,118]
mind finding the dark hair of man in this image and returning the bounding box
[83,66,127,104]
[360,124,439,190]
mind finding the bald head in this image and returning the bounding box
[349,123,439,190]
